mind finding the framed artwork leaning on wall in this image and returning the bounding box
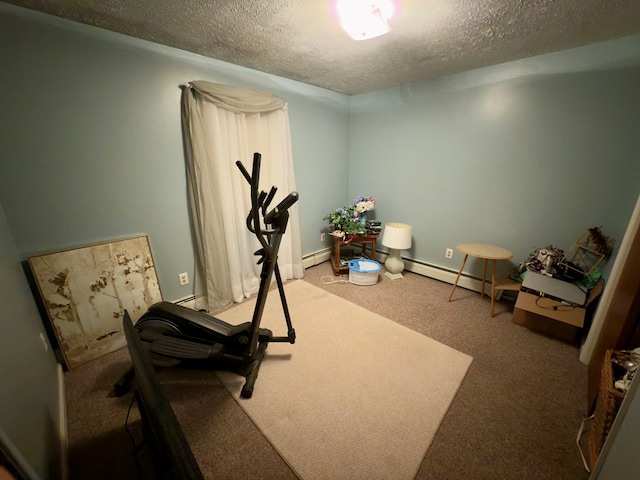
[28,235,162,369]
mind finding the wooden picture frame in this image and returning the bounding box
[28,235,162,369]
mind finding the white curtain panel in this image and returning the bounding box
[181,81,303,312]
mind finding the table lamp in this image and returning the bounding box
[381,222,412,279]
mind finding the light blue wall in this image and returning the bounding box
[0,203,61,479]
[350,36,640,279]
[0,3,350,303]
[0,6,348,476]
[4,3,637,297]
[1,3,640,478]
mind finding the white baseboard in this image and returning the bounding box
[173,251,331,308]
[302,249,331,269]
[303,248,495,295]
[57,363,68,480]
[403,257,484,292]
[177,250,505,308]
[174,294,197,309]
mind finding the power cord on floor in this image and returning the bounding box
[320,275,352,285]
[576,413,594,473]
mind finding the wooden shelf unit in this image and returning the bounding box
[330,234,378,275]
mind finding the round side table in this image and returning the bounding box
[447,243,514,317]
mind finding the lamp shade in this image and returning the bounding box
[381,222,412,250]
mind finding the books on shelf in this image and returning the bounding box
[339,254,370,266]
[366,220,381,236]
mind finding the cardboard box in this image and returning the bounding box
[512,280,603,342]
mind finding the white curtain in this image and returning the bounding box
[181,81,303,312]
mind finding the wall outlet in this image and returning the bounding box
[445,248,454,259]
[178,272,189,285]
[320,232,326,242]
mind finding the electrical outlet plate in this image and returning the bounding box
[178,272,189,285]
[445,248,454,259]
[320,233,326,242]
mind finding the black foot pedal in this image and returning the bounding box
[150,336,223,360]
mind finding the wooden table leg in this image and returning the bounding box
[448,254,469,302]
[332,237,341,275]
[490,259,496,317]
[481,259,488,298]
[449,243,513,317]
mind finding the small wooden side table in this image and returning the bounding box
[447,243,514,317]
[330,234,377,275]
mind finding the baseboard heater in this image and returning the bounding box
[303,248,508,297]
[175,295,197,306]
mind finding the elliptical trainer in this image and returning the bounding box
[115,152,298,399]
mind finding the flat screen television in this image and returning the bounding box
[122,310,204,480]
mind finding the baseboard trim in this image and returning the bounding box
[174,294,197,309]
[179,250,500,305]
[302,248,331,269]
[303,248,493,295]
[58,362,68,480]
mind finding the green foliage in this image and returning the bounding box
[323,196,375,236]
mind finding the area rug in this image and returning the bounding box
[216,280,473,480]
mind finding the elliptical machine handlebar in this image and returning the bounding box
[236,154,299,251]
[263,187,278,216]
[264,192,299,227]
[235,159,252,184]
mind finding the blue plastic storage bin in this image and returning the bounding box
[347,259,382,286]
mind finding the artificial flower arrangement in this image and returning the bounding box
[323,195,375,238]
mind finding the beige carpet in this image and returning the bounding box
[216,280,473,480]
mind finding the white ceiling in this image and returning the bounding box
[5,0,640,95]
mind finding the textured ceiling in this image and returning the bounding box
[5,0,640,94]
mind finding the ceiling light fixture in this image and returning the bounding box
[335,0,396,41]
